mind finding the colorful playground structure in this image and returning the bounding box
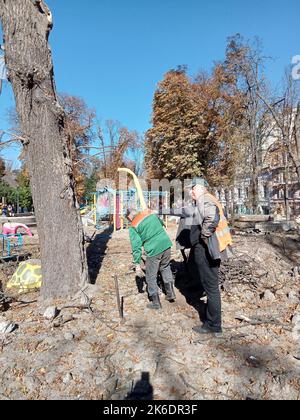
[0,222,33,260]
[0,233,24,260]
[92,188,169,231]
[81,169,169,231]
[2,222,33,237]
[7,259,42,293]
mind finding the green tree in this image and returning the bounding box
[15,186,32,209]
[84,171,98,201]
[0,181,13,203]
[16,167,30,187]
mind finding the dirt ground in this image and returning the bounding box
[0,224,299,400]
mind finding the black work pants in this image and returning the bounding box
[192,242,221,331]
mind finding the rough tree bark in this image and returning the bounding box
[295,103,300,180]
[0,0,89,299]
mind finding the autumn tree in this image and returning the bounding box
[145,68,204,180]
[262,72,300,182]
[198,65,246,216]
[59,94,95,201]
[256,71,300,219]
[0,0,89,299]
[199,66,244,172]
[145,64,244,197]
[127,132,144,177]
[6,94,96,202]
[222,35,275,213]
[97,119,141,184]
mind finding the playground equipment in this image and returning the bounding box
[117,168,147,210]
[82,209,96,227]
[0,233,24,260]
[94,187,169,231]
[94,188,169,231]
[7,259,42,293]
[2,222,33,237]
[91,168,169,231]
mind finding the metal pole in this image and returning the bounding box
[120,191,124,230]
[114,275,123,320]
[165,192,168,228]
[113,192,116,232]
[93,193,96,225]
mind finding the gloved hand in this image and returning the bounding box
[135,264,144,277]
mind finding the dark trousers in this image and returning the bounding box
[145,248,173,297]
[191,242,221,331]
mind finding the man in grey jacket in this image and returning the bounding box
[186,178,232,335]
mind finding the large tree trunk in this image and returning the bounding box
[0,0,89,299]
[250,169,260,214]
[295,102,300,182]
[283,152,291,221]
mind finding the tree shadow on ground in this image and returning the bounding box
[193,333,300,399]
[86,227,113,284]
[124,323,192,400]
[171,258,207,324]
[265,234,300,265]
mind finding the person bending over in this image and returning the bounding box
[127,209,176,310]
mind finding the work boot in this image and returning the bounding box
[192,325,222,337]
[164,282,176,302]
[148,294,161,310]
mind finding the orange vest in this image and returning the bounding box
[131,210,152,228]
[207,193,232,252]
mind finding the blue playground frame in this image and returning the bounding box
[0,233,24,260]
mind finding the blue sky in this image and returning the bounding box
[0,0,299,167]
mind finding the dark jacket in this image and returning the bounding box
[175,195,232,261]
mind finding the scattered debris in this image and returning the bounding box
[246,356,262,368]
[53,314,75,328]
[62,372,73,385]
[263,290,276,302]
[43,306,59,321]
[0,320,17,334]
[64,332,75,341]
[288,291,300,304]
[0,226,299,400]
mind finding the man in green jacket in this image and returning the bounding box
[127,209,176,309]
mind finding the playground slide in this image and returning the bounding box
[118,168,147,210]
